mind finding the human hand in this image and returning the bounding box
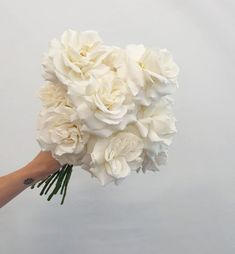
[26,151,62,180]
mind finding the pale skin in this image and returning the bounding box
[0,151,61,208]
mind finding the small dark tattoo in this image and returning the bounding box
[24,178,34,185]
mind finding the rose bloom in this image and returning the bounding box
[87,131,144,185]
[124,122,170,172]
[138,148,169,173]
[102,46,145,97]
[125,44,179,105]
[136,96,177,147]
[36,105,90,166]
[42,29,111,86]
[37,82,72,108]
[67,72,137,138]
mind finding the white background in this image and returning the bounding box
[0,0,234,253]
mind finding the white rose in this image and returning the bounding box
[37,82,72,108]
[141,48,179,85]
[102,46,144,96]
[136,96,177,149]
[42,29,111,86]
[126,45,179,105]
[125,122,170,172]
[36,105,90,165]
[68,74,137,137]
[138,147,168,173]
[87,132,144,185]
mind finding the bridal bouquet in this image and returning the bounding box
[31,29,179,204]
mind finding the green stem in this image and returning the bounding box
[47,165,69,201]
[61,166,73,205]
[60,165,72,195]
[31,163,73,205]
[39,169,62,196]
[44,170,60,195]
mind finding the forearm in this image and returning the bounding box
[0,166,43,208]
[0,151,61,208]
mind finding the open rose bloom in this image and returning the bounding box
[33,29,179,204]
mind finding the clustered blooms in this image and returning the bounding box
[36,29,179,185]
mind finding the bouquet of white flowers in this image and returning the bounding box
[31,29,179,204]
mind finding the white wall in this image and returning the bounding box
[0,0,234,253]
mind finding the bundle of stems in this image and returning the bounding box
[31,164,73,205]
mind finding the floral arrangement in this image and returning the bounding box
[31,29,179,204]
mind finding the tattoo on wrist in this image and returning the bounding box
[24,178,34,185]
